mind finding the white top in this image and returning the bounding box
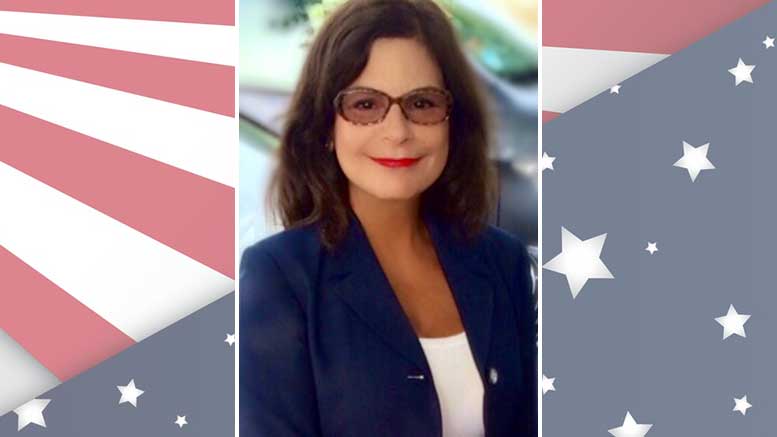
[418,331,485,437]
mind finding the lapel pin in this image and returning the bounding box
[489,368,499,385]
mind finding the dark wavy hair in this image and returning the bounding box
[268,0,498,250]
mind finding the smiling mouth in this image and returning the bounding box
[370,157,421,168]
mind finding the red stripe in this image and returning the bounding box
[0,0,233,26]
[543,0,769,54]
[0,105,235,279]
[543,111,560,123]
[0,34,234,117]
[0,246,135,381]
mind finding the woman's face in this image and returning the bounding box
[333,37,450,204]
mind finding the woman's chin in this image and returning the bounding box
[365,187,424,202]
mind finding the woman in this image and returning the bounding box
[240,0,537,435]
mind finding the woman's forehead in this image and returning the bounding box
[348,38,445,95]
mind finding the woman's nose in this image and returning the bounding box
[381,103,412,144]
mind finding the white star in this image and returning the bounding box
[610,84,621,94]
[543,227,614,298]
[175,415,188,428]
[645,242,658,255]
[733,395,752,415]
[608,411,653,437]
[673,141,715,182]
[541,152,556,171]
[542,374,556,395]
[13,398,50,431]
[715,305,750,339]
[117,379,145,407]
[763,36,775,49]
[728,58,755,85]
[225,333,236,346]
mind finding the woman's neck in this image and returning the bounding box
[349,187,429,253]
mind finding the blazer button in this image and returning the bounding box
[489,367,498,385]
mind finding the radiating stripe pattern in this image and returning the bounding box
[0,3,235,415]
[542,0,772,120]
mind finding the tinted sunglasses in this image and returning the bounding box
[334,86,453,126]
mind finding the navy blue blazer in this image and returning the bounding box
[240,210,537,437]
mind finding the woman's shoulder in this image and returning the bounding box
[239,223,323,311]
[479,224,531,265]
[240,223,323,282]
[477,225,536,297]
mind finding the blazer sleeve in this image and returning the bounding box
[514,242,538,436]
[239,244,322,437]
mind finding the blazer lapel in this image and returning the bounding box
[326,209,496,377]
[423,211,495,378]
[327,211,429,370]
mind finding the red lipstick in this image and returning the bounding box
[371,157,420,168]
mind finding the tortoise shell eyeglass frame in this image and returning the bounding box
[333,86,454,126]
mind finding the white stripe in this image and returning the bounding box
[542,46,668,113]
[0,62,236,187]
[0,11,235,66]
[0,330,59,416]
[0,162,234,342]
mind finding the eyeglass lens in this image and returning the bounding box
[339,90,450,125]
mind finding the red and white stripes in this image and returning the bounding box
[542,0,770,121]
[0,0,235,412]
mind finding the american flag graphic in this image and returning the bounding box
[541,0,772,123]
[0,0,236,418]
[0,294,235,435]
[542,0,777,434]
